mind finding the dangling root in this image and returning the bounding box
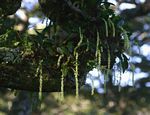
[60,68,65,101]
[108,19,115,37]
[60,57,70,101]
[38,60,43,100]
[74,52,79,99]
[73,27,83,99]
[102,18,108,37]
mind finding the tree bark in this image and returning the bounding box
[0,64,61,92]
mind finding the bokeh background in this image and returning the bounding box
[0,0,150,114]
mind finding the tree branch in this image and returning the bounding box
[0,63,78,92]
[120,0,150,19]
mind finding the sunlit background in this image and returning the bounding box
[0,0,150,115]
[14,0,150,94]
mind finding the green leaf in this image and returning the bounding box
[117,53,129,73]
[67,41,73,53]
[122,54,129,72]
